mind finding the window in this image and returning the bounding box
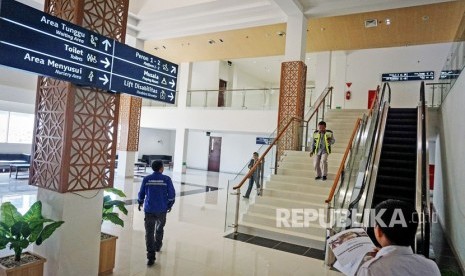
[0,110,35,144]
[7,112,34,143]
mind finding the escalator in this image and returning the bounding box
[342,82,430,257]
[372,108,417,206]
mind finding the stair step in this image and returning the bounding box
[256,196,326,209]
[382,137,417,144]
[242,213,326,237]
[379,158,416,169]
[377,175,416,186]
[270,174,335,185]
[263,188,327,202]
[382,144,417,151]
[267,181,332,195]
[380,151,416,159]
[238,222,326,249]
[378,167,415,178]
[376,184,415,193]
[383,130,417,138]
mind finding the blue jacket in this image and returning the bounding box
[138,172,176,213]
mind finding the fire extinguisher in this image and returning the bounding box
[345,91,351,100]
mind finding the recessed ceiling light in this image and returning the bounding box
[422,15,429,21]
[208,39,215,44]
[385,18,391,25]
[219,39,224,42]
[276,31,286,37]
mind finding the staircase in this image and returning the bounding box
[238,109,366,249]
[373,108,417,207]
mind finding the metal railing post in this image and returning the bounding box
[324,203,336,266]
[431,85,435,107]
[203,90,208,107]
[259,160,264,196]
[241,90,246,109]
[233,191,241,234]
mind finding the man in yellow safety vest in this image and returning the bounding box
[309,121,335,181]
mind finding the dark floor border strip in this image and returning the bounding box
[224,232,325,261]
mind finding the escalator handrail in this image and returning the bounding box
[325,118,362,203]
[347,82,391,213]
[416,81,430,256]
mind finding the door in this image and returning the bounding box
[218,79,227,107]
[368,90,377,109]
[207,136,222,172]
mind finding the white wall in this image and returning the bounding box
[231,66,269,109]
[190,61,220,107]
[434,71,465,271]
[186,130,265,173]
[136,128,175,159]
[327,43,452,109]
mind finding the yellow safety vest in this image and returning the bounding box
[312,130,333,154]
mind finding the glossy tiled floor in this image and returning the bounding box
[0,169,462,275]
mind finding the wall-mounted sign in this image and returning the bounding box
[381,71,434,82]
[256,137,274,145]
[439,70,461,80]
[0,0,178,104]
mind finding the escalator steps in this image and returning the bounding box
[373,108,418,207]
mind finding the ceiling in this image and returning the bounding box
[16,0,465,84]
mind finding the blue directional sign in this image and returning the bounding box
[381,71,434,82]
[439,70,461,80]
[256,137,274,145]
[0,0,178,104]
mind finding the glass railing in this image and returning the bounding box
[437,39,465,102]
[141,87,315,109]
[224,135,277,232]
[424,82,448,107]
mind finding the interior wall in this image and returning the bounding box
[434,70,465,271]
[136,128,175,159]
[190,61,220,107]
[328,43,452,109]
[186,130,265,173]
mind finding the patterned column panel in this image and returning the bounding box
[276,61,307,160]
[118,95,142,152]
[30,0,128,193]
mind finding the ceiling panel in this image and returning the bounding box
[144,1,465,63]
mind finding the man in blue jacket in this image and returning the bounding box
[138,160,176,266]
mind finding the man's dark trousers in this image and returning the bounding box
[145,212,167,261]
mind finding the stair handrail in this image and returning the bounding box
[347,82,391,218]
[415,81,431,256]
[228,86,334,234]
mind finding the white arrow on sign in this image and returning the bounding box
[168,93,174,101]
[170,66,176,74]
[99,74,109,85]
[100,57,110,68]
[169,79,175,88]
[102,39,112,51]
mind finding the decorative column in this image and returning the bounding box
[275,3,308,160]
[117,95,142,177]
[277,61,307,159]
[30,0,129,275]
